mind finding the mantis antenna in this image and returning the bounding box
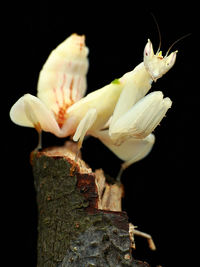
[165,33,191,56]
[150,13,162,54]
[150,13,191,56]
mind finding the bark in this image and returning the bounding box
[32,141,150,267]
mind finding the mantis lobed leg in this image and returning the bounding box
[93,130,155,182]
[73,108,97,149]
[116,134,155,181]
[10,94,61,136]
[109,91,172,143]
[70,108,97,174]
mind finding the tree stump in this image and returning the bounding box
[32,141,150,267]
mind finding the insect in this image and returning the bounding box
[10,33,176,174]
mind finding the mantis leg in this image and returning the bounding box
[129,224,156,250]
[116,134,155,181]
[36,130,42,150]
[92,130,155,181]
[10,94,61,137]
[70,108,97,175]
[110,63,152,129]
[109,91,172,143]
[73,108,97,149]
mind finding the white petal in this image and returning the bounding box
[109,91,172,142]
[10,94,61,136]
[93,130,155,168]
[37,34,89,116]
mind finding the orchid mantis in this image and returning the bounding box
[10,33,176,174]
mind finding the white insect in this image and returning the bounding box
[10,33,177,174]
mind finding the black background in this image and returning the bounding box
[3,2,197,267]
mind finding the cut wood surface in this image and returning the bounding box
[32,141,150,267]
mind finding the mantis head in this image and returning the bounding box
[143,39,177,82]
